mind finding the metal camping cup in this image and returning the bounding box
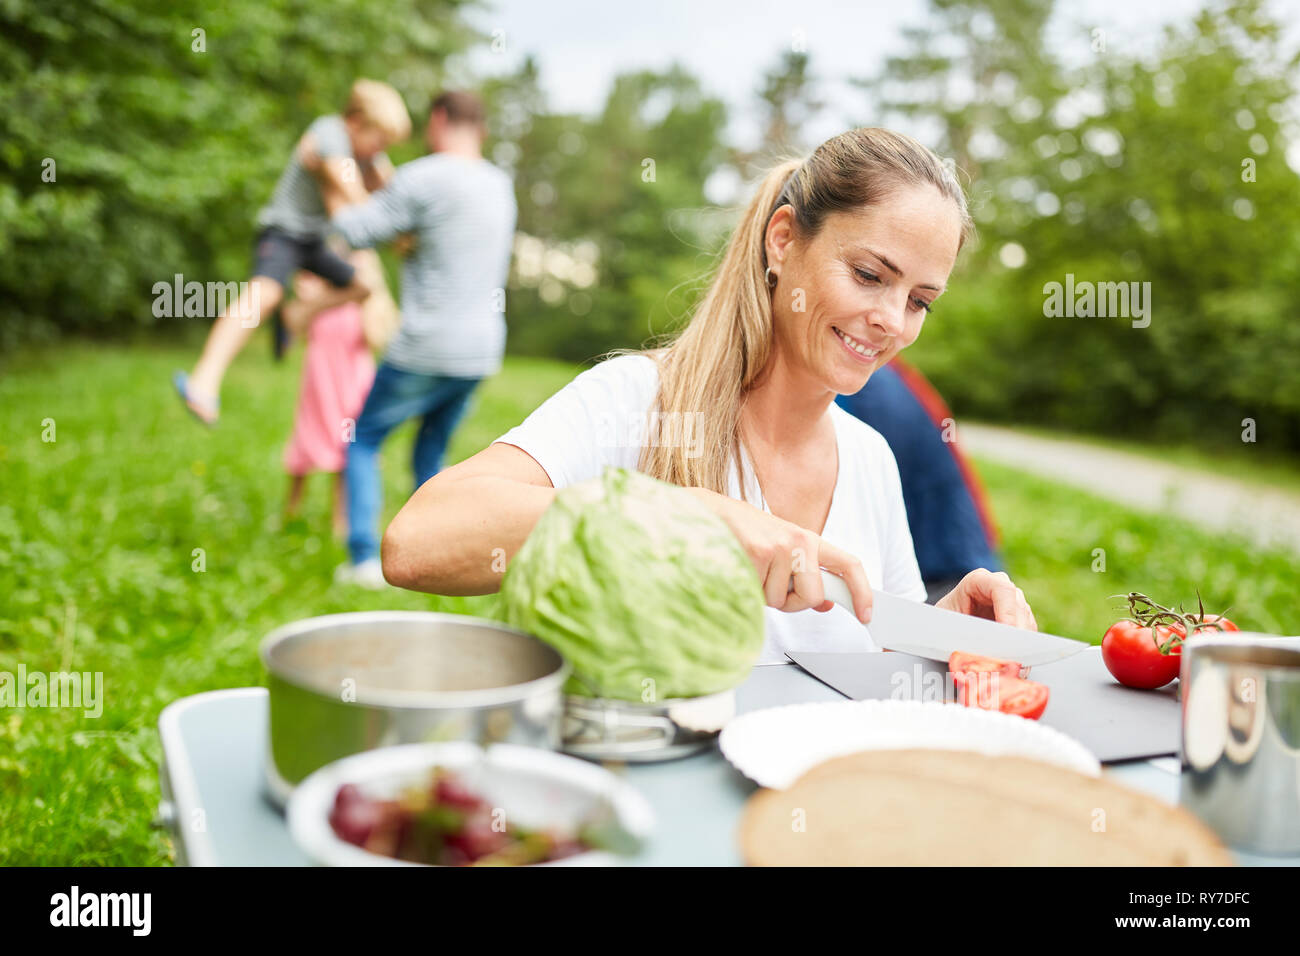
[1179,632,1300,854]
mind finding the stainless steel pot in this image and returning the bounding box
[1180,632,1300,854]
[260,611,569,807]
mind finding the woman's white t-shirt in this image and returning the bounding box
[494,354,928,664]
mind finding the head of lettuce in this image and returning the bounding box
[498,467,766,700]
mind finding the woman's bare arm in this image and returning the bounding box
[381,443,557,594]
[382,440,875,624]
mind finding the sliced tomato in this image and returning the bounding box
[997,677,1050,720]
[953,670,1049,720]
[948,651,1023,679]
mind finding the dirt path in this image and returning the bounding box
[959,423,1300,555]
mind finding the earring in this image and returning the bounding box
[765,266,777,288]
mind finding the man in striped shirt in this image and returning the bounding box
[323,90,518,588]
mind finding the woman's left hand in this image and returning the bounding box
[936,569,1038,631]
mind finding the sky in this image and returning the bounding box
[458,0,1298,154]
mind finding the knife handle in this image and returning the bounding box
[819,570,856,613]
[786,570,858,614]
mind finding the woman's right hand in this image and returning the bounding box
[688,488,874,624]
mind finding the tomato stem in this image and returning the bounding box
[1123,591,1230,655]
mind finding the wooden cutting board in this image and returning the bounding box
[787,647,1179,763]
[739,749,1233,866]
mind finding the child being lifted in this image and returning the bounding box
[174,78,410,425]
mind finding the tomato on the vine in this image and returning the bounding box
[1101,593,1238,690]
[1101,620,1183,689]
[1189,615,1238,633]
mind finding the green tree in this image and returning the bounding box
[491,65,730,363]
[860,0,1300,453]
[0,0,480,348]
[756,50,822,157]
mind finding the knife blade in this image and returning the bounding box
[814,570,1088,668]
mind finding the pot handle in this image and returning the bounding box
[597,708,678,749]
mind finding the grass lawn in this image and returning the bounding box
[0,338,1296,864]
[972,459,1297,640]
[0,338,577,865]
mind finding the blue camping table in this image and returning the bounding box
[156,663,1297,866]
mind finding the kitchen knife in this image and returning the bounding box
[815,570,1088,668]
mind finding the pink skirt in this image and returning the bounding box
[283,302,376,476]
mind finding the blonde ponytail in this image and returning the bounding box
[635,159,800,494]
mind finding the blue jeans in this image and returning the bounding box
[344,363,480,565]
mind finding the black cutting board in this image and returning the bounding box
[786,647,1179,764]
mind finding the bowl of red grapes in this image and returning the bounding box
[287,742,653,866]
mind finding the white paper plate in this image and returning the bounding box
[720,699,1101,789]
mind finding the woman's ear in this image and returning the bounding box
[764,204,797,275]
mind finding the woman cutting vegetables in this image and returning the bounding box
[383,127,1038,663]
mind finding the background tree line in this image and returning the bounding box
[3,0,1299,454]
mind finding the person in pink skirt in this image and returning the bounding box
[282,268,378,536]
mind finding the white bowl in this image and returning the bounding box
[720,698,1101,789]
[287,742,654,866]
